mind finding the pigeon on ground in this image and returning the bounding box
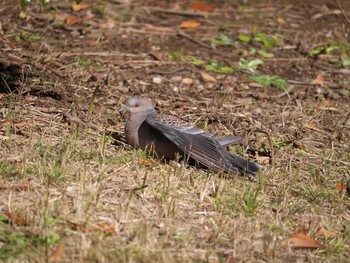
[120,97,264,176]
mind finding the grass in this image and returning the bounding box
[1,0,350,262]
[1,94,349,262]
[2,101,349,262]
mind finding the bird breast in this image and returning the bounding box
[125,113,148,147]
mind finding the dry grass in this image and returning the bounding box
[1,0,350,262]
[1,91,349,262]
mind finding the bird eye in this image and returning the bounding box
[134,103,139,107]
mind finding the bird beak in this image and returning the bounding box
[119,104,129,114]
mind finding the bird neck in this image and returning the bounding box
[125,109,155,147]
[143,108,156,114]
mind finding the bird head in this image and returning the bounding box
[119,97,155,115]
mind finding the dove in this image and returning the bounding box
[120,97,263,176]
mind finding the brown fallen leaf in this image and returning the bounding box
[174,101,186,108]
[67,220,88,232]
[303,122,326,134]
[0,182,33,190]
[155,99,171,107]
[12,121,31,129]
[137,158,158,167]
[342,214,350,222]
[65,15,80,26]
[190,2,214,12]
[87,41,98,47]
[311,74,324,86]
[283,232,323,249]
[3,212,30,226]
[99,19,116,29]
[200,72,217,82]
[256,156,270,164]
[179,20,201,29]
[50,241,64,263]
[71,3,90,12]
[316,227,338,238]
[335,182,347,192]
[224,255,240,263]
[95,223,116,234]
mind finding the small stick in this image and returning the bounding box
[177,30,236,59]
[334,0,350,25]
[145,7,207,18]
[177,30,212,49]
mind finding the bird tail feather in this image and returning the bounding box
[227,153,263,176]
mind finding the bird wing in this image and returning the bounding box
[145,113,258,175]
[215,135,243,147]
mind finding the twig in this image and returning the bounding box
[104,68,114,86]
[199,47,238,59]
[263,57,307,62]
[285,80,340,89]
[177,30,212,49]
[272,84,295,98]
[32,107,101,132]
[337,111,350,139]
[334,0,350,25]
[300,151,350,166]
[145,7,207,18]
[147,67,193,75]
[177,30,236,59]
[50,68,65,78]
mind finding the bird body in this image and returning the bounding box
[120,97,263,177]
[125,108,181,160]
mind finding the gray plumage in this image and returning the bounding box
[120,97,263,176]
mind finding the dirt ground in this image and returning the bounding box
[0,0,350,262]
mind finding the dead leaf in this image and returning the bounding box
[311,74,324,86]
[50,242,64,263]
[190,2,214,12]
[200,72,217,82]
[179,20,201,29]
[224,255,240,263]
[82,11,95,21]
[256,156,270,164]
[144,24,173,32]
[181,78,193,85]
[95,223,116,234]
[54,13,69,22]
[283,233,323,249]
[67,220,88,232]
[174,101,186,108]
[19,11,31,20]
[155,99,171,107]
[71,3,90,12]
[65,15,80,26]
[342,214,350,222]
[3,212,30,225]
[316,227,338,238]
[12,121,30,129]
[137,158,158,167]
[335,183,347,192]
[87,41,98,47]
[99,19,116,29]
[303,122,326,134]
[0,182,32,190]
[277,17,286,24]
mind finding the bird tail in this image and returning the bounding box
[227,153,264,176]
